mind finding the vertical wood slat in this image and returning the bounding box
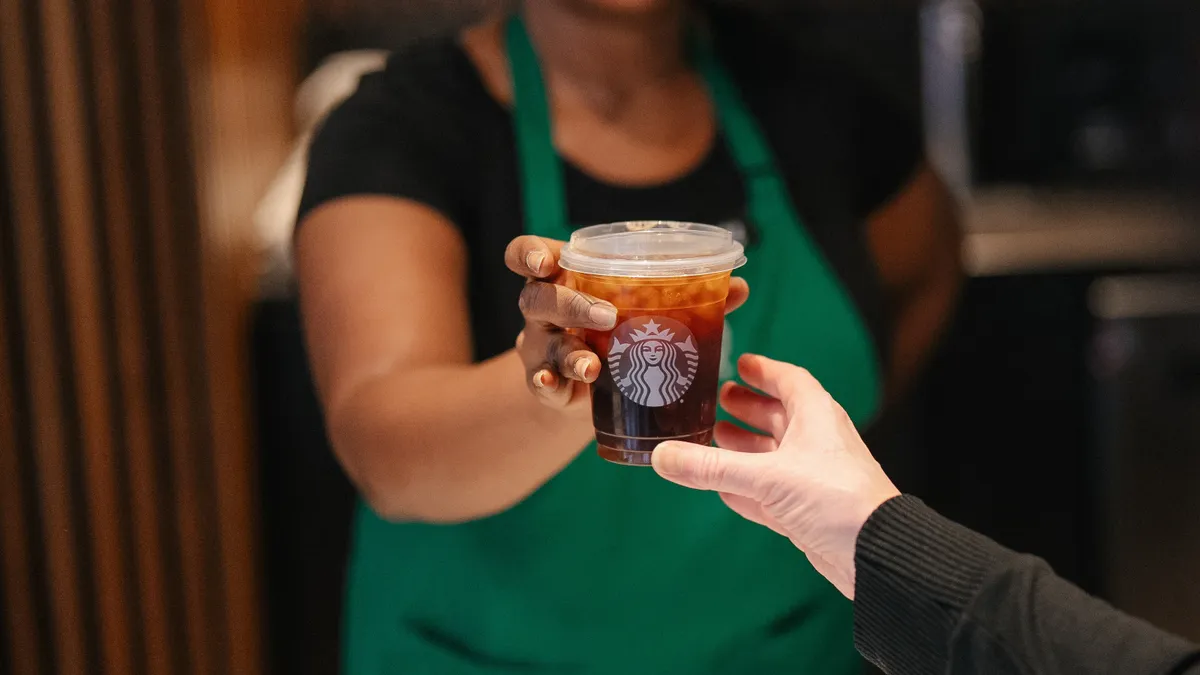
[35,0,137,673]
[129,0,224,671]
[78,0,178,669]
[0,0,89,672]
[0,267,40,675]
[0,133,42,675]
[111,0,201,669]
[0,338,41,675]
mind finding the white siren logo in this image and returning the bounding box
[608,317,699,408]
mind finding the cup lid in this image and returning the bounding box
[558,221,747,278]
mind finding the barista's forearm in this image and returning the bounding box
[326,349,593,523]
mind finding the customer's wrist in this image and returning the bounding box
[852,495,1007,674]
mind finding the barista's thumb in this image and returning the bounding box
[652,442,762,497]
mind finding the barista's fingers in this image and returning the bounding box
[547,333,600,384]
[519,281,617,330]
[725,277,750,315]
[529,366,572,407]
[505,236,564,280]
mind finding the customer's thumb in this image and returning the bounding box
[652,442,760,497]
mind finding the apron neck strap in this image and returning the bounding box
[506,16,569,236]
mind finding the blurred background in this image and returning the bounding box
[1,1,1198,674]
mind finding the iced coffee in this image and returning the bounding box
[559,222,746,466]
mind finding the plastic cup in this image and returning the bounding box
[559,221,747,466]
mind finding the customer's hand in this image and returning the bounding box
[504,235,749,410]
[652,354,900,599]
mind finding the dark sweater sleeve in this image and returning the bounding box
[853,495,1200,675]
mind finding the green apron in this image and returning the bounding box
[342,16,881,675]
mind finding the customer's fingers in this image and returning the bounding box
[724,278,750,315]
[719,382,788,441]
[736,353,823,415]
[714,421,778,454]
[652,442,763,497]
[518,281,617,330]
[505,236,564,280]
[546,333,600,383]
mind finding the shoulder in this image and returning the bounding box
[316,37,494,142]
[708,7,924,218]
[710,7,916,121]
[299,37,500,227]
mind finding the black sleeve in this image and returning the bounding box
[712,7,925,221]
[842,78,924,218]
[783,28,926,219]
[853,495,1200,675]
[296,50,477,229]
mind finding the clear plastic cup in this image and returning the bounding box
[558,221,747,466]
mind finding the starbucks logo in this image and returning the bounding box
[608,317,699,408]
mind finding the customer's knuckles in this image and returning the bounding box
[694,449,728,485]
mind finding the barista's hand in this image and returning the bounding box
[506,236,612,409]
[651,354,899,599]
[504,235,749,409]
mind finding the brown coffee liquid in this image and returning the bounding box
[573,272,730,466]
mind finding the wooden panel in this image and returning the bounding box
[1,0,279,669]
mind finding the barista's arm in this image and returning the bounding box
[295,197,595,524]
[866,164,963,398]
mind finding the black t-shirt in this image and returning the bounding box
[298,9,923,367]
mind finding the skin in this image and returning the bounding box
[651,353,902,600]
[294,0,961,523]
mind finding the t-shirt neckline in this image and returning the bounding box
[446,38,727,197]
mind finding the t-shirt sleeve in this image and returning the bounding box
[841,72,925,218]
[296,54,475,229]
[713,7,926,221]
[803,48,925,220]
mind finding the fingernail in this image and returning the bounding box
[652,442,685,475]
[526,251,546,275]
[589,303,617,328]
[573,358,590,380]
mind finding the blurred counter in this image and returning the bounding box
[963,188,1200,277]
